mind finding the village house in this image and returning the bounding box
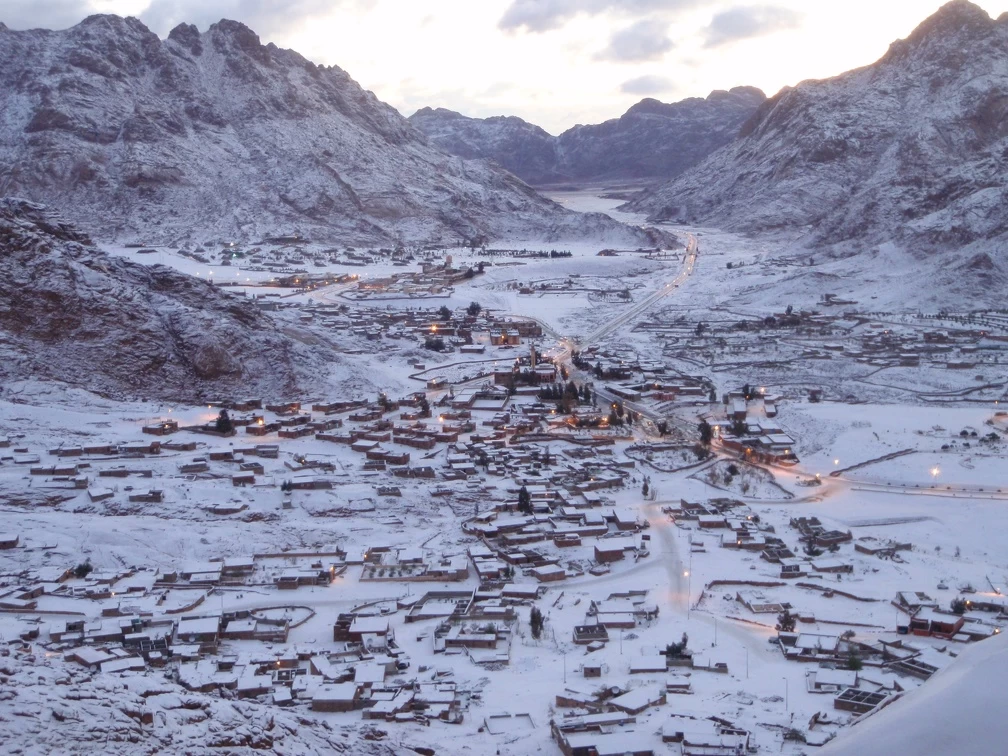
[552,723,654,756]
[312,683,364,712]
[0,533,19,550]
[174,616,221,649]
[908,608,966,638]
[834,687,889,714]
[660,714,752,755]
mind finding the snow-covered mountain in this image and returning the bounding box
[0,198,329,402]
[409,87,766,186]
[627,1,1008,276]
[409,109,561,186]
[0,15,656,247]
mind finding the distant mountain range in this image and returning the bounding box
[409,87,766,186]
[626,0,1008,279]
[0,16,659,247]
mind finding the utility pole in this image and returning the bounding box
[686,550,694,620]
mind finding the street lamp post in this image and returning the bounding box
[685,550,693,620]
[783,677,789,712]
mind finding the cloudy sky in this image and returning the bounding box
[3,0,1006,133]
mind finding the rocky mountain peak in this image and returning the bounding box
[882,0,996,64]
[167,22,202,54]
[917,0,992,32]
[725,86,766,99]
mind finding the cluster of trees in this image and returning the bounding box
[571,351,590,370]
[538,380,591,413]
[607,401,634,428]
[590,362,627,380]
[424,335,446,351]
[776,608,797,632]
[74,559,93,579]
[214,410,234,435]
[665,632,689,658]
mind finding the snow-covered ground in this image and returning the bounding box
[2,190,1006,754]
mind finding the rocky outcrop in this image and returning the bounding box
[0,198,326,401]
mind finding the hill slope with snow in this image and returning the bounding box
[823,633,1008,755]
[0,15,655,247]
[409,87,765,186]
[0,198,329,402]
[626,1,1008,289]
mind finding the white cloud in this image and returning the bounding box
[620,74,675,96]
[597,18,673,62]
[498,0,700,33]
[703,5,802,48]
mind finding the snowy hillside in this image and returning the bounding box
[410,87,765,186]
[627,1,1008,280]
[0,15,655,247]
[0,198,328,402]
[822,631,1008,755]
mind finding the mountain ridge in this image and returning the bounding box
[624,0,1008,278]
[409,87,766,186]
[0,14,659,248]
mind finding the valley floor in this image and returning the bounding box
[1,193,1005,755]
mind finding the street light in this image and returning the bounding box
[783,677,789,711]
[685,551,693,619]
